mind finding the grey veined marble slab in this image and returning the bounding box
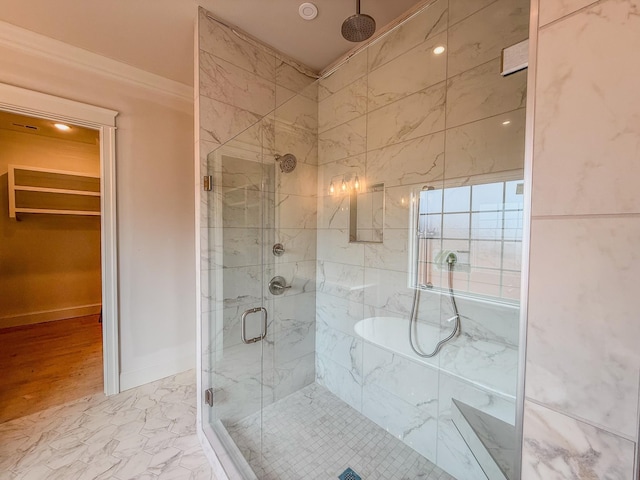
[452,399,517,480]
[0,370,214,480]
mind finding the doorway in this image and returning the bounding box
[0,111,104,421]
[0,82,119,406]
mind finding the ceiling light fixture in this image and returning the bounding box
[54,123,71,131]
[433,46,446,55]
[299,3,318,21]
[502,120,511,125]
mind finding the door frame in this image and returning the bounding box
[0,82,120,395]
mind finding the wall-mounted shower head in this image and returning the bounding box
[275,153,297,173]
[342,0,376,42]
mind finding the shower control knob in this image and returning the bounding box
[272,243,285,256]
[269,276,291,295]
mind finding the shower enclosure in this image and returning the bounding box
[202,92,320,478]
[198,0,529,478]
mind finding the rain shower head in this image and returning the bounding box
[275,153,297,173]
[342,0,376,42]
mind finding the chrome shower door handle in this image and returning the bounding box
[241,307,268,344]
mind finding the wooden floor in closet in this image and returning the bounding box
[0,314,103,424]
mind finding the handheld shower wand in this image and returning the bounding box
[408,188,461,358]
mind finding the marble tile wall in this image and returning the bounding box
[197,8,319,426]
[522,0,640,477]
[316,0,528,478]
[269,79,318,404]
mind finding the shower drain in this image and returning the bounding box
[339,467,362,480]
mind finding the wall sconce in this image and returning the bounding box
[329,173,363,195]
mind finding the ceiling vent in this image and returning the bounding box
[12,122,39,131]
[298,3,318,21]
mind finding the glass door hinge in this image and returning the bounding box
[203,175,213,192]
[204,388,214,407]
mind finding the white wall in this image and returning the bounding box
[0,26,196,390]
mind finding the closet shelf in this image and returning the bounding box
[8,165,101,219]
[13,185,101,197]
[13,208,101,216]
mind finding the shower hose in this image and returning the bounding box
[409,253,461,358]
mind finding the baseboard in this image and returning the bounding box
[0,304,102,329]
[119,353,195,392]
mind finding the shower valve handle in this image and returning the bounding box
[272,243,285,256]
[269,276,291,295]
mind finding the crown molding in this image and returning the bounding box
[0,20,193,101]
[0,82,118,127]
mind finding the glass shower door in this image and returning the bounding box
[204,122,273,478]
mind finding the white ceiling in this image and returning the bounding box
[0,0,423,86]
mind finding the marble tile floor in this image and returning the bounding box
[226,383,455,480]
[0,370,215,480]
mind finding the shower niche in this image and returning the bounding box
[349,182,384,243]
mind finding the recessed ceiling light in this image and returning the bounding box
[54,123,71,131]
[433,45,446,55]
[502,120,511,125]
[299,3,318,21]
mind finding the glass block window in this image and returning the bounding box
[414,178,524,302]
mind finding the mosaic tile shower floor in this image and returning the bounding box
[1,372,456,479]
[226,383,454,480]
